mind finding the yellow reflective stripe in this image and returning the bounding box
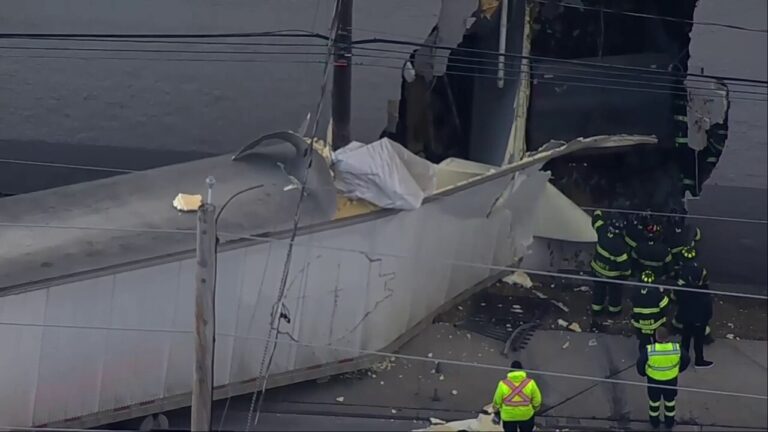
[682,178,696,185]
[637,257,664,267]
[649,409,660,416]
[664,401,676,407]
[649,400,661,407]
[633,307,661,314]
[695,227,702,241]
[665,409,677,416]
[593,219,605,230]
[659,296,669,309]
[596,245,628,262]
[608,305,622,312]
[700,268,708,286]
[591,303,604,311]
[631,317,666,329]
[675,137,688,143]
[591,261,630,277]
[674,115,688,122]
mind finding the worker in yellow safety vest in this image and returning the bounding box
[491,360,542,432]
[636,327,691,429]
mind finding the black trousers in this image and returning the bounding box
[681,323,707,363]
[502,417,535,432]
[592,279,623,313]
[636,330,655,353]
[648,377,678,427]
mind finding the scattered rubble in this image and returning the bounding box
[451,389,459,395]
[562,341,570,349]
[550,300,570,312]
[574,286,590,292]
[588,338,598,346]
[336,396,345,402]
[568,322,582,332]
[503,271,533,288]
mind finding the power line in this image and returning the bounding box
[0,158,136,173]
[533,0,768,34]
[2,29,765,86]
[0,320,764,400]
[351,37,768,86]
[0,220,764,300]
[2,50,764,103]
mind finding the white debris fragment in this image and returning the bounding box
[531,289,548,299]
[457,306,463,311]
[390,356,396,362]
[466,333,472,340]
[550,300,570,312]
[503,271,533,288]
[727,322,734,328]
[726,333,735,340]
[568,322,582,333]
[588,338,597,346]
[380,381,385,385]
[391,409,398,414]
[427,352,433,358]
[480,302,487,306]
[371,373,377,378]
[574,286,590,292]
[336,396,345,402]
[557,319,569,328]
[562,341,570,349]
[451,389,459,396]
[439,374,445,381]
[429,418,447,425]
[512,304,522,309]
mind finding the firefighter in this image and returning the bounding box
[675,262,716,368]
[631,226,673,280]
[590,217,631,315]
[670,248,715,344]
[624,211,651,250]
[631,270,669,352]
[637,327,691,429]
[665,210,701,266]
[491,360,542,432]
[672,97,699,197]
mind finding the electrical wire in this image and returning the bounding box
[0,320,764,400]
[351,37,768,86]
[244,4,340,430]
[1,219,764,300]
[0,158,136,173]
[1,28,766,86]
[532,0,768,34]
[7,36,764,90]
[5,42,764,98]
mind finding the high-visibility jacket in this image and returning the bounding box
[492,371,542,421]
[624,222,646,249]
[591,231,631,279]
[645,342,682,381]
[666,226,701,261]
[632,240,672,279]
[631,287,669,334]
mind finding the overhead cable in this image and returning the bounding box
[0,320,764,400]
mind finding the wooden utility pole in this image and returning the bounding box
[191,177,216,431]
[332,0,353,149]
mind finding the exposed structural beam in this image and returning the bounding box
[332,0,353,149]
[497,0,509,88]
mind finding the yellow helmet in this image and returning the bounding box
[641,270,656,284]
[681,246,697,260]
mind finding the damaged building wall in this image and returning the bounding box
[523,0,736,210]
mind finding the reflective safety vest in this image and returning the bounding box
[646,342,682,381]
[493,371,541,421]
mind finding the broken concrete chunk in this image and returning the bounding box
[439,374,445,381]
[336,396,345,402]
[502,271,533,288]
[588,338,597,346]
[451,389,459,395]
[427,352,434,358]
[568,322,582,332]
[391,408,398,414]
[726,333,735,339]
[557,319,569,328]
[172,193,202,212]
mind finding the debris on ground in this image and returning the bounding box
[503,271,533,288]
[427,352,433,358]
[336,396,345,402]
[550,300,570,312]
[531,289,548,299]
[391,409,398,414]
[726,333,735,340]
[429,418,447,425]
[568,322,583,332]
[562,341,570,349]
[574,286,591,292]
[557,319,569,328]
[588,338,598,346]
[451,389,459,395]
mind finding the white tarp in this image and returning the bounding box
[333,138,437,210]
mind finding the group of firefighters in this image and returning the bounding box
[489,207,716,431]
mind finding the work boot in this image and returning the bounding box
[695,360,714,369]
[649,415,661,429]
[664,417,676,428]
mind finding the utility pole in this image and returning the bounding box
[332,0,353,149]
[191,177,216,431]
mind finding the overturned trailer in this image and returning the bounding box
[0,131,662,428]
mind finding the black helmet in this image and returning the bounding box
[608,217,626,233]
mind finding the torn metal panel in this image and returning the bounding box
[413,0,477,79]
[504,0,534,164]
[533,182,596,242]
[684,77,729,151]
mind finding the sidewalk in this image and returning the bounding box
[261,323,767,430]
